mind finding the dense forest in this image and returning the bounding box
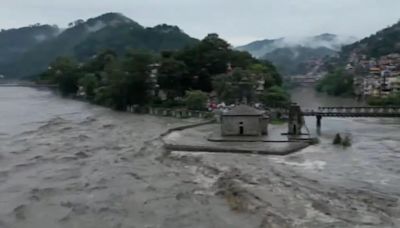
[40,34,288,110]
[315,69,354,96]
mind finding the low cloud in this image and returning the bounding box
[0,0,399,46]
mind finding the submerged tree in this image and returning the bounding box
[333,133,342,145]
[342,136,352,147]
[41,57,81,96]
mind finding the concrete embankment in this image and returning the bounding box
[162,123,312,155]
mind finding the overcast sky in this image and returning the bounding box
[1,0,399,45]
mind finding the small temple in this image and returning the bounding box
[220,104,270,136]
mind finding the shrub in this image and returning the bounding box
[184,90,208,110]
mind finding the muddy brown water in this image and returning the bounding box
[0,86,400,228]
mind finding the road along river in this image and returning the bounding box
[0,86,399,228]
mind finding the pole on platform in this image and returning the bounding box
[316,115,322,129]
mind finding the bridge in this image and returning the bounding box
[303,106,400,117]
[301,106,400,129]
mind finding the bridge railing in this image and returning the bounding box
[302,106,400,116]
[318,106,400,112]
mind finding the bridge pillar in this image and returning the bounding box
[316,115,322,130]
[288,103,303,135]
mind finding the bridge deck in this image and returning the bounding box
[302,106,400,118]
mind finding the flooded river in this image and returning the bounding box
[0,86,400,228]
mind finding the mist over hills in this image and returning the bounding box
[4,11,396,79]
[237,34,357,75]
[0,13,198,78]
[0,25,60,66]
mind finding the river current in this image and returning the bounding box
[0,86,399,227]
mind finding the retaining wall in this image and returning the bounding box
[126,106,214,119]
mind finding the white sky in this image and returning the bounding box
[1,0,399,45]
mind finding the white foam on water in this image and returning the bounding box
[165,131,182,142]
[271,158,326,171]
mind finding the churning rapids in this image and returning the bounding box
[1,86,400,228]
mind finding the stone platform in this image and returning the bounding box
[208,124,312,142]
[162,123,314,155]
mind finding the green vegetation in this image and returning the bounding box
[342,20,400,59]
[333,133,352,147]
[316,69,354,96]
[0,24,59,68]
[212,63,287,106]
[184,91,208,111]
[40,34,285,111]
[333,133,342,145]
[258,86,291,108]
[342,136,352,147]
[367,93,400,106]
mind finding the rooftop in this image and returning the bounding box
[223,104,265,116]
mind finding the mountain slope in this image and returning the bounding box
[341,20,400,59]
[237,34,357,75]
[0,13,198,78]
[74,24,197,60]
[263,46,336,75]
[236,38,284,58]
[0,25,59,65]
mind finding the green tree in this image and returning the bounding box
[101,51,154,110]
[258,86,290,108]
[367,93,400,106]
[213,68,256,104]
[333,133,342,145]
[342,136,352,147]
[176,34,231,91]
[78,73,98,98]
[158,57,189,98]
[41,57,81,96]
[316,69,354,96]
[184,90,208,110]
[248,63,277,88]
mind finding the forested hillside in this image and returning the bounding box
[0,13,198,78]
[237,34,356,76]
[341,20,400,59]
[0,24,59,66]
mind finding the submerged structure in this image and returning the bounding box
[220,104,269,136]
[288,103,304,135]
